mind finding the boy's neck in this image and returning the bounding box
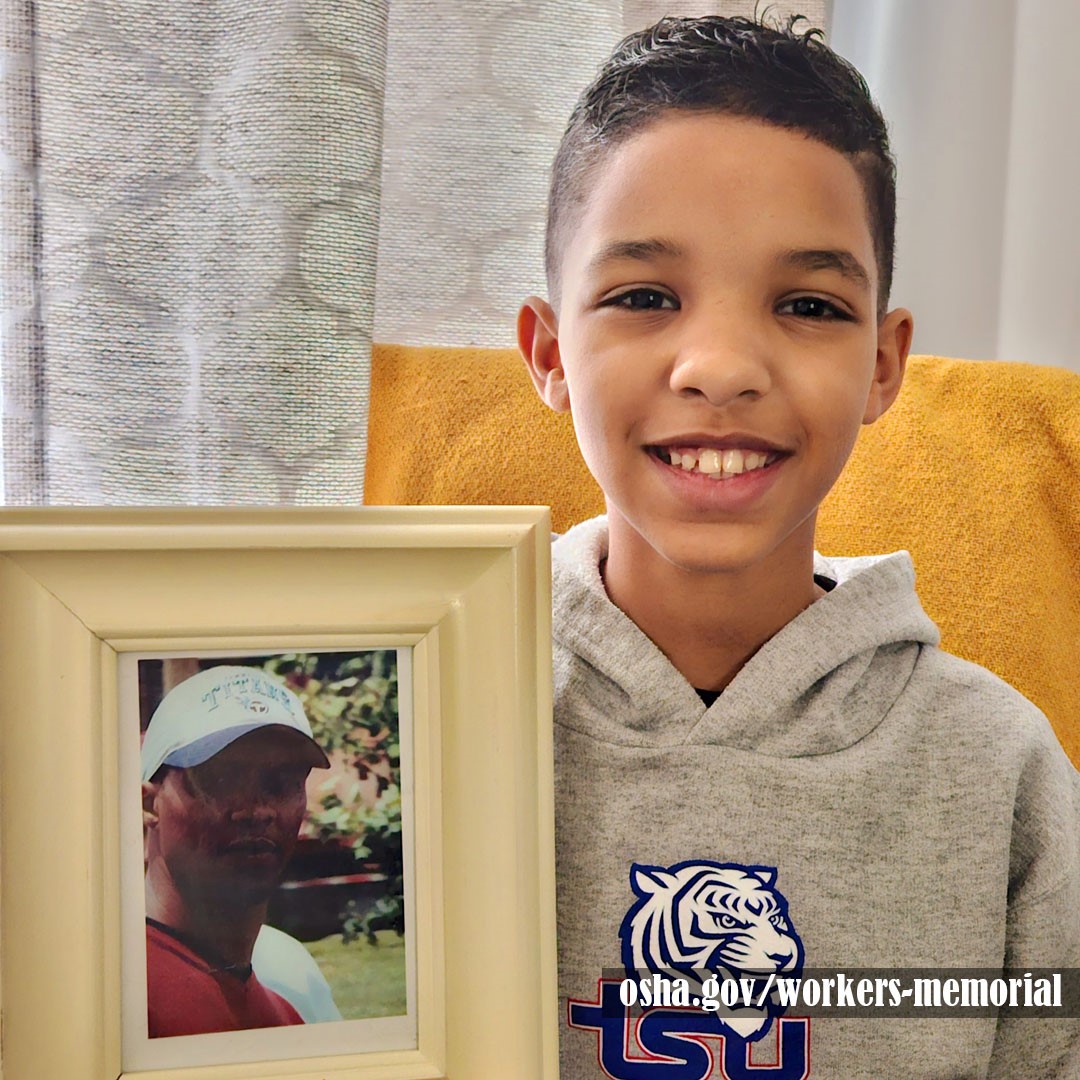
[602,515,825,693]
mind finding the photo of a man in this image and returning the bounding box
[140,665,331,1037]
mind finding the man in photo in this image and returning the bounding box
[140,664,332,1037]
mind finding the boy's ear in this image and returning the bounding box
[517,296,570,412]
[863,307,914,424]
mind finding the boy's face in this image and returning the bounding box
[520,112,912,576]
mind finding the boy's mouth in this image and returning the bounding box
[649,445,786,480]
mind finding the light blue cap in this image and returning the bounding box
[141,665,329,782]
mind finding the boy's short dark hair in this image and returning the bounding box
[546,14,896,318]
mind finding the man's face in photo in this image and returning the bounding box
[145,727,312,908]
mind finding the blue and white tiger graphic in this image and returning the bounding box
[619,859,804,1041]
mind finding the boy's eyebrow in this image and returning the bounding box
[585,237,684,273]
[778,248,871,291]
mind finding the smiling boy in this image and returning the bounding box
[517,16,1079,1079]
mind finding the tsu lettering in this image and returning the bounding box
[570,860,811,1078]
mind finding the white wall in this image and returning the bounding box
[830,0,1080,372]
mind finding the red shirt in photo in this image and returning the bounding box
[146,919,304,1037]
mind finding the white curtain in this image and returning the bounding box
[1,1,388,505]
[374,0,826,347]
[830,0,1080,373]
[0,0,826,506]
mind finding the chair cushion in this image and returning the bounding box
[365,344,1080,765]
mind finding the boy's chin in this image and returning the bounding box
[658,539,782,578]
[613,514,806,579]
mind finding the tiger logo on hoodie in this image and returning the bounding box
[619,859,804,1041]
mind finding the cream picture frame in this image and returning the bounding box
[0,507,556,1080]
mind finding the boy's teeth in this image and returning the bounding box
[662,447,774,478]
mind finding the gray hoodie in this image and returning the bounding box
[552,516,1079,1080]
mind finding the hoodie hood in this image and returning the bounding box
[552,516,941,757]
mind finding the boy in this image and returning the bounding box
[517,15,1079,1079]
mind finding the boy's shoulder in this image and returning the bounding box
[906,633,1055,737]
[902,636,1075,804]
[810,547,1064,752]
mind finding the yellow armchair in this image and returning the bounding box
[365,345,1080,767]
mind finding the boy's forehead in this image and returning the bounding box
[563,112,877,295]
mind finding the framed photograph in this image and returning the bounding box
[0,507,556,1080]
[120,645,415,1070]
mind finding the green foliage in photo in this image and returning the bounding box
[264,650,404,943]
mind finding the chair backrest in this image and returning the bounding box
[366,344,1080,767]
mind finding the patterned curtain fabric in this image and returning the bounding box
[1,0,44,504]
[0,0,825,506]
[375,0,826,349]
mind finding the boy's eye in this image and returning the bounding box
[604,288,678,311]
[778,295,852,320]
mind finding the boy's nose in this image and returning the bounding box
[667,317,772,406]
